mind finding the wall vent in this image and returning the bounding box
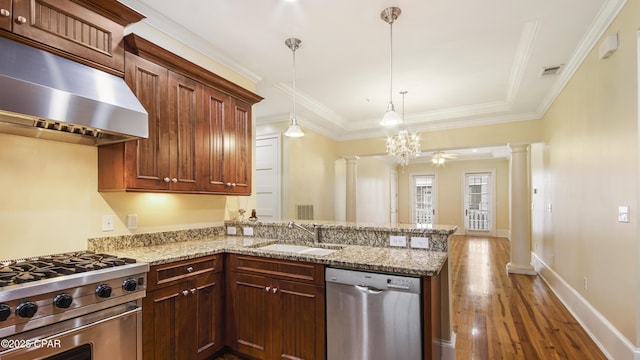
[540,65,563,77]
[296,204,314,220]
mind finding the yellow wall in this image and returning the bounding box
[536,0,639,344]
[397,158,510,234]
[0,28,258,260]
[0,134,230,259]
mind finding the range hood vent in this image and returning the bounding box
[0,37,148,146]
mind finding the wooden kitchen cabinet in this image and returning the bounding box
[143,255,224,360]
[202,86,252,194]
[98,52,201,192]
[226,255,325,360]
[98,34,262,195]
[0,0,143,75]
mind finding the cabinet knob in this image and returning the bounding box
[15,15,26,24]
[163,177,170,183]
[190,288,196,294]
[231,183,237,187]
[226,182,232,187]
[272,287,278,294]
[182,290,189,296]
[265,286,271,292]
[186,266,194,273]
[0,9,10,17]
[171,178,178,183]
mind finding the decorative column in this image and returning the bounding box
[345,156,359,222]
[506,144,536,275]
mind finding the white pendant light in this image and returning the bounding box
[380,7,402,127]
[284,38,304,138]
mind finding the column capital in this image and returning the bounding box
[343,155,360,163]
[508,143,530,153]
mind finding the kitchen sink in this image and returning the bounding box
[257,243,343,256]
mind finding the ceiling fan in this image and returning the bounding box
[430,151,457,166]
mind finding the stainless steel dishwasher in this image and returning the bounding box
[325,267,422,360]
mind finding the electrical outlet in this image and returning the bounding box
[389,235,406,247]
[243,227,254,236]
[226,227,237,235]
[126,214,138,230]
[102,215,114,232]
[411,237,429,249]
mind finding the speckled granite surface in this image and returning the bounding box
[90,221,455,276]
[225,220,456,252]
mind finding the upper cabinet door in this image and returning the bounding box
[227,99,252,194]
[123,52,170,191]
[0,0,12,31]
[168,70,201,192]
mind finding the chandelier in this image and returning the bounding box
[386,91,420,166]
[386,130,421,166]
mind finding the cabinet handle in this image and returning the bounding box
[265,286,271,292]
[231,183,237,187]
[171,178,178,183]
[272,287,278,294]
[182,290,189,296]
[186,266,194,273]
[15,15,26,24]
[190,288,196,294]
[163,177,170,183]
[0,9,10,17]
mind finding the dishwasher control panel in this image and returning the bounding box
[326,267,421,294]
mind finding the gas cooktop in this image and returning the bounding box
[0,251,137,288]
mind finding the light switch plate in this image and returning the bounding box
[618,205,630,223]
[226,226,237,235]
[411,237,429,249]
[102,215,114,232]
[389,235,406,247]
[126,214,138,230]
[243,227,254,236]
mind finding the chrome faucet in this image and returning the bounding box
[287,221,319,245]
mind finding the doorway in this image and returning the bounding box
[463,171,495,235]
[410,174,437,225]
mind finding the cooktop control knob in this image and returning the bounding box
[16,301,38,318]
[0,304,11,321]
[122,278,137,292]
[53,293,73,309]
[95,284,112,298]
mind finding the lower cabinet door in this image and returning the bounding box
[272,280,326,360]
[229,272,273,359]
[143,284,183,360]
[191,273,224,359]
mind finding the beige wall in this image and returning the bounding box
[535,0,639,344]
[356,156,395,223]
[0,28,258,260]
[397,158,509,234]
[0,134,230,259]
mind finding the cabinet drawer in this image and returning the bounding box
[229,254,324,286]
[148,255,223,290]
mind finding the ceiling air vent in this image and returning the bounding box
[540,65,564,78]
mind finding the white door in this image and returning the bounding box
[463,171,495,235]
[255,135,281,220]
[410,174,437,225]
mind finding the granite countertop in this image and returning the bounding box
[107,235,448,277]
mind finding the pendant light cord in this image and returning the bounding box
[292,46,297,123]
[389,20,394,105]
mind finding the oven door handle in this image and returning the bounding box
[38,306,141,340]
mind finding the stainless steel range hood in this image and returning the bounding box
[0,36,148,146]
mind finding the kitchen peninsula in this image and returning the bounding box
[88,221,456,360]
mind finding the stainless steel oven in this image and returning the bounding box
[0,252,148,360]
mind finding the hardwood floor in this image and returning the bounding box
[450,235,607,360]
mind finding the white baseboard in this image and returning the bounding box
[438,332,456,360]
[532,253,640,359]
[496,229,510,238]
